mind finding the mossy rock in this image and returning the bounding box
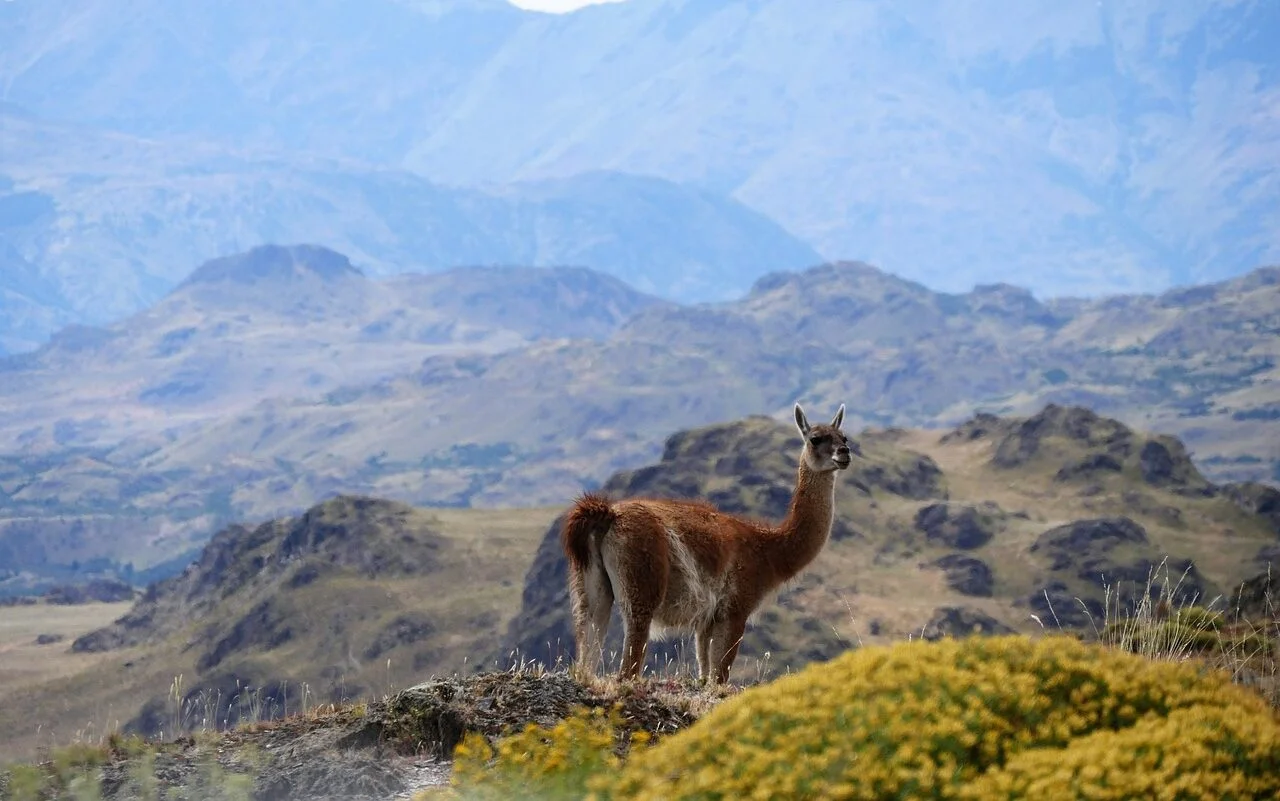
[598,635,1280,799]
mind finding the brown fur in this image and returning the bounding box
[562,403,857,683]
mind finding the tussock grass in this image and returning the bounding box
[1032,556,1280,709]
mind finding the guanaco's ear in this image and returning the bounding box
[794,403,811,436]
[831,404,845,430]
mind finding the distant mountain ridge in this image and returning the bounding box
[0,247,1275,594]
[0,113,821,350]
[179,244,366,287]
[1,243,667,424]
[3,0,1275,308]
[0,241,73,354]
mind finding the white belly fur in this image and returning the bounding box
[651,526,725,637]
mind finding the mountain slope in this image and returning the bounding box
[0,495,560,760]
[0,0,525,160]
[1,259,1275,591]
[0,245,667,592]
[0,239,72,355]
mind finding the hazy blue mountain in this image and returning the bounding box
[0,244,667,440]
[0,0,525,161]
[4,0,1275,302]
[0,235,72,355]
[401,0,1280,296]
[0,112,819,347]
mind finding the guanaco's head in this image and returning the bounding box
[794,403,859,472]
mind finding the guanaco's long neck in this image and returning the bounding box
[771,461,837,580]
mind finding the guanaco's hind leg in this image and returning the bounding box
[619,611,653,680]
[570,560,614,676]
[607,512,669,680]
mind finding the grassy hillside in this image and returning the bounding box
[1,406,1275,764]
[507,404,1279,674]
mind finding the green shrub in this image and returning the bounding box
[595,635,1280,800]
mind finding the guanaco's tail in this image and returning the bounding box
[562,492,616,572]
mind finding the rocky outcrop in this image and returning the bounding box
[914,502,1004,549]
[1055,453,1123,481]
[1029,581,1105,629]
[1027,517,1218,626]
[992,405,1132,468]
[930,554,995,597]
[197,598,295,671]
[939,412,1012,444]
[965,404,1216,496]
[98,670,723,801]
[1032,517,1150,567]
[73,496,448,654]
[1223,482,1280,536]
[1230,570,1277,622]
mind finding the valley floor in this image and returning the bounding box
[0,602,134,745]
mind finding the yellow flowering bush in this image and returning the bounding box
[595,635,1280,800]
[450,705,648,800]
[966,704,1280,799]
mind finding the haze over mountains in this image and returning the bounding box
[1,244,1276,595]
[0,110,817,352]
[2,0,1278,351]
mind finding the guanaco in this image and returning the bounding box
[561,403,856,683]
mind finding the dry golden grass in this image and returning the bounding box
[0,602,143,763]
[0,602,133,693]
